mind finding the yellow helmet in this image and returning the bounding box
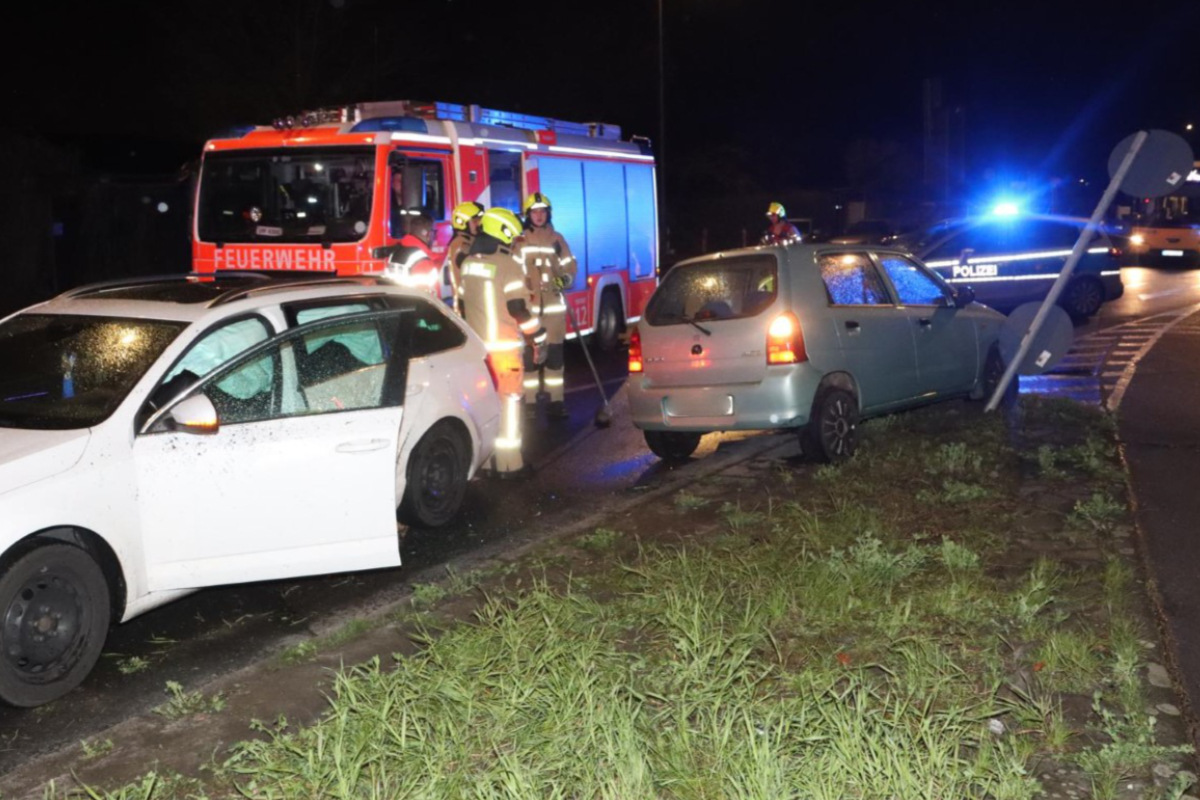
[766,202,786,218]
[451,201,484,231]
[480,207,523,245]
[522,192,552,215]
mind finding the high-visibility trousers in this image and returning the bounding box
[490,346,526,473]
[524,293,567,404]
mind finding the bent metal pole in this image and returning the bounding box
[985,130,1149,412]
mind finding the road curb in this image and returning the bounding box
[1118,438,1200,755]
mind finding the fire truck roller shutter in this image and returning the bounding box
[534,158,586,293]
[582,161,628,284]
[625,164,657,281]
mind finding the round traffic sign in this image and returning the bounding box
[1108,130,1194,199]
[999,302,1075,376]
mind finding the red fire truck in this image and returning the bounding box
[192,100,659,349]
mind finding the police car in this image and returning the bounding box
[908,214,1124,319]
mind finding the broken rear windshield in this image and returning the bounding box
[646,254,778,325]
[197,147,375,244]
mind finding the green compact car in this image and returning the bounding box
[627,244,1007,462]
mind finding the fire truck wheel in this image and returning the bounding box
[644,430,702,461]
[0,543,111,708]
[593,292,624,353]
[399,422,469,529]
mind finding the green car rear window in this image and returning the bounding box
[647,255,778,325]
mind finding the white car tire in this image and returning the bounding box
[0,543,111,708]
[399,422,470,529]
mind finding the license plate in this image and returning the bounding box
[1163,249,1185,257]
[664,393,734,418]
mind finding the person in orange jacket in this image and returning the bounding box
[762,202,802,245]
[386,210,440,298]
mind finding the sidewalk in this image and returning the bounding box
[1119,306,1200,750]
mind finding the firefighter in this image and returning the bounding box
[762,202,802,245]
[385,211,440,297]
[459,207,546,477]
[516,192,577,419]
[446,201,484,314]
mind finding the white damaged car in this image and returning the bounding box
[0,275,499,706]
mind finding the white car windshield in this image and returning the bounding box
[0,314,186,430]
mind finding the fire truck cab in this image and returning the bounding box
[192,100,659,350]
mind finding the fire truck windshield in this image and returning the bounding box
[197,147,375,244]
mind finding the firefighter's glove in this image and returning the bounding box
[552,274,571,291]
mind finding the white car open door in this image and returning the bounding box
[134,310,410,591]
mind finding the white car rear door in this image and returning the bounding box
[134,310,410,591]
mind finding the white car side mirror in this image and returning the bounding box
[167,393,220,435]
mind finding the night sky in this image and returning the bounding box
[4,0,1199,196]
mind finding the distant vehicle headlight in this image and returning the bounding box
[1129,234,1145,246]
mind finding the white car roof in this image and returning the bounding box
[23,277,428,324]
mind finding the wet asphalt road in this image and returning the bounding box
[4,260,1200,777]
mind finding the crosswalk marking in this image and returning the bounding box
[1018,303,1200,410]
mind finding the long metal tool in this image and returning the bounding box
[561,293,614,427]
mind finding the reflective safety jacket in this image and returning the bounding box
[386,235,439,296]
[445,231,473,307]
[516,225,578,305]
[459,247,541,351]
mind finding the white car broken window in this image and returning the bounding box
[294,304,383,365]
[164,317,272,400]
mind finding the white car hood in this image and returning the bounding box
[0,428,91,496]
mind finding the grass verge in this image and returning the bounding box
[55,398,1196,799]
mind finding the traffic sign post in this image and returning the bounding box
[985,130,1192,412]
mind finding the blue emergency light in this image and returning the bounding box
[349,116,429,134]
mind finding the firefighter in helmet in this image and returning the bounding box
[459,207,546,477]
[516,192,577,419]
[446,201,484,314]
[762,201,802,245]
[385,210,440,297]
